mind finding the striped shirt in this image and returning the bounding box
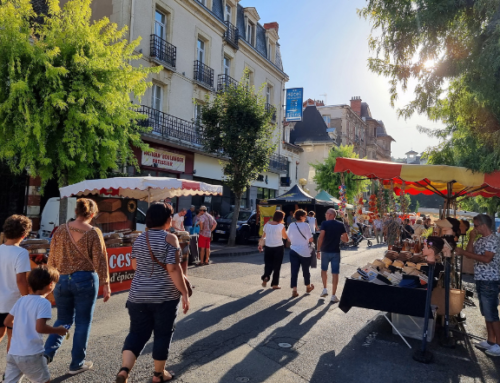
[128,230,181,303]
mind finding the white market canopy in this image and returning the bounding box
[59,177,223,201]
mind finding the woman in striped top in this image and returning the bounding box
[116,203,190,383]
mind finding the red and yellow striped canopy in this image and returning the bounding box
[334,158,500,199]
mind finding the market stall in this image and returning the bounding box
[334,157,500,362]
[34,177,223,297]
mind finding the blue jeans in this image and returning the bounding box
[290,250,311,288]
[44,271,98,371]
[476,280,500,322]
[123,299,179,361]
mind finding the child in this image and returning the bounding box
[0,215,32,352]
[3,265,68,383]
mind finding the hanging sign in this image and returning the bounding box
[285,88,304,122]
[142,149,185,172]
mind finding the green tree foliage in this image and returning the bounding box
[360,0,500,166]
[312,145,368,203]
[415,200,420,213]
[200,72,276,246]
[0,0,159,187]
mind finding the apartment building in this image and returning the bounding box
[61,0,290,215]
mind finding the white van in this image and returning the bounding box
[39,197,77,239]
[38,197,147,238]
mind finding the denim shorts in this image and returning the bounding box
[321,252,340,274]
[476,280,500,322]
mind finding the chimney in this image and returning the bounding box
[350,96,362,116]
[264,22,279,32]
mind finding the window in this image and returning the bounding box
[323,115,331,128]
[151,84,163,111]
[194,103,203,125]
[295,164,298,180]
[197,0,206,6]
[225,4,232,22]
[197,39,205,64]
[267,42,271,60]
[155,10,166,40]
[223,56,231,76]
[266,86,271,105]
[247,22,255,46]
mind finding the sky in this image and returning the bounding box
[239,0,444,159]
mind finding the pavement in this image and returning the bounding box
[1,243,500,382]
[210,240,260,257]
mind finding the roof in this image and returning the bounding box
[290,106,336,145]
[265,185,336,206]
[405,150,418,155]
[361,102,372,119]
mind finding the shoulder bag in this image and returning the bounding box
[146,232,193,297]
[65,224,96,271]
[294,223,317,268]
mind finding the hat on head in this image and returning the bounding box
[435,219,452,229]
[200,206,207,211]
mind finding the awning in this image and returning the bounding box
[262,185,336,206]
[315,190,354,209]
[334,158,500,199]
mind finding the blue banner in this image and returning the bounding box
[285,88,304,122]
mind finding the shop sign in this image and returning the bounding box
[286,88,304,122]
[142,149,185,172]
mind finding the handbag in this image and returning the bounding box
[431,273,465,316]
[146,232,193,297]
[294,223,317,268]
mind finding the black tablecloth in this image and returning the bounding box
[339,278,429,317]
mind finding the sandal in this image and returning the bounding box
[292,290,299,298]
[262,277,269,288]
[272,286,281,290]
[306,284,315,294]
[116,367,130,383]
[153,370,176,382]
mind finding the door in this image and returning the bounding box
[197,39,205,64]
[155,10,166,40]
[151,84,163,130]
[225,4,232,23]
[224,57,231,77]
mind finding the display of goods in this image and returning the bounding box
[382,257,393,267]
[22,239,50,245]
[403,266,416,274]
[406,262,417,268]
[338,183,348,215]
[98,199,122,212]
[397,251,412,261]
[104,238,122,245]
[385,251,399,260]
[98,211,128,224]
[371,259,385,269]
[393,260,404,268]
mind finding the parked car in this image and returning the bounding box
[213,210,259,244]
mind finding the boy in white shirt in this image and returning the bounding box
[0,215,32,353]
[3,265,68,383]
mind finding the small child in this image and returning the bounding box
[3,265,68,383]
[0,215,32,352]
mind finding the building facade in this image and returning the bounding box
[59,0,290,215]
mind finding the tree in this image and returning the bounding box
[0,0,158,188]
[359,1,500,164]
[415,200,420,213]
[312,145,368,203]
[200,73,276,246]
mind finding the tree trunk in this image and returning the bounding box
[58,174,69,225]
[228,193,242,246]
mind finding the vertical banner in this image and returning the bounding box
[285,88,304,122]
[258,205,277,236]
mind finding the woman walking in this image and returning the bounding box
[44,198,111,374]
[259,211,287,290]
[116,203,190,383]
[287,209,315,298]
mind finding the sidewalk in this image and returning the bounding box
[210,241,260,257]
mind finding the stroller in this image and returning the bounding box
[341,221,373,249]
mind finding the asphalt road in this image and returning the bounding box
[1,243,500,382]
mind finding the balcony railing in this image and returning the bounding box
[269,153,288,173]
[137,105,202,146]
[194,60,214,89]
[224,21,239,49]
[150,35,176,69]
[217,74,239,92]
[266,103,277,122]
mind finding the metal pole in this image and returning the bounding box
[413,263,434,363]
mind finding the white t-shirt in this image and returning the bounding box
[287,222,313,257]
[307,217,317,233]
[9,295,52,356]
[0,244,31,313]
[172,213,184,231]
[263,223,285,247]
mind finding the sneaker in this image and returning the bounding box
[69,361,94,374]
[475,340,493,351]
[330,295,340,303]
[320,288,328,298]
[486,344,500,356]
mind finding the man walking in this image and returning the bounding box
[317,209,349,303]
[184,205,195,233]
[373,215,384,244]
[198,206,217,265]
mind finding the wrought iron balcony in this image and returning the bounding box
[266,103,277,122]
[150,35,176,69]
[217,74,239,92]
[193,60,214,89]
[269,153,288,173]
[224,21,239,49]
[137,105,202,146]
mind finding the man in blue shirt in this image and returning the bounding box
[317,209,349,303]
[184,205,195,233]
